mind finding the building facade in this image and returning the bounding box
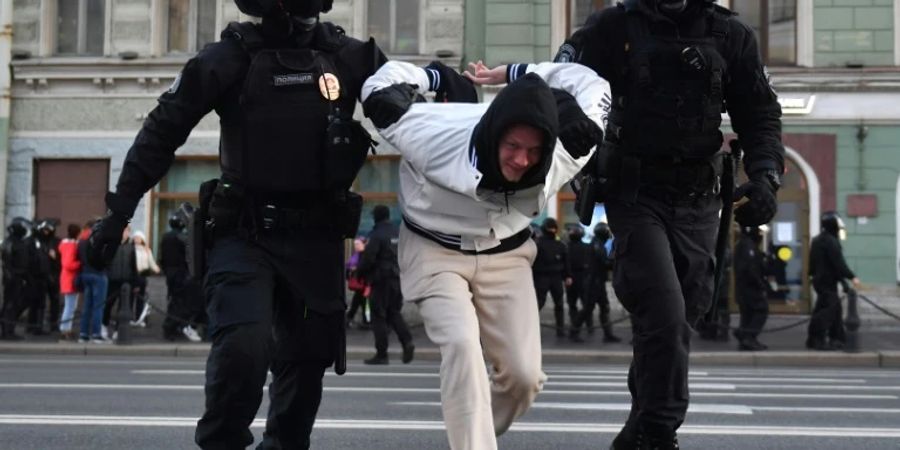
[5,0,463,250]
[5,0,900,303]
[462,0,900,309]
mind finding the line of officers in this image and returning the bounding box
[0,218,61,340]
[531,217,827,352]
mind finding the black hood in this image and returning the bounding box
[473,73,558,192]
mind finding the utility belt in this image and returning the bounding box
[186,177,362,279]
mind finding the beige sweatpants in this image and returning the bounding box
[398,225,547,450]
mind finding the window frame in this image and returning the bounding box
[163,0,220,55]
[728,0,801,67]
[365,0,424,55]
[50,0,109,56]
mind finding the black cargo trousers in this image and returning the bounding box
[194,230,345,450]
[607,189,720,435]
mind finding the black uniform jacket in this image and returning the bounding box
[114,19,385,203]
[809,232,855,291]
[556,1,784,174]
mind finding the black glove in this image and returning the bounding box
[425,61,478,103]
[86,192,135,269]
[552,89,602,159]
[733,172,778,227]
[363,83,421,129]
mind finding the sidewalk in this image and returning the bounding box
[1,276,899,367]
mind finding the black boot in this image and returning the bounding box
[402,343,415,364]
[364,354,389,365]
[603,327,622,343]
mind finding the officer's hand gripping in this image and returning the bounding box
[733,172,778,227]
[362,83,421,129]
[553,88,602,159]
[87,192,135,269]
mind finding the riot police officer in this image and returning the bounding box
[1,218,36,340]
[565,226,591,342]
[571,222,621,343]
[533,217,572,337]
[159,211,200,342]
[807,211,860,351]
[34,220,62,334]
[86,1,387,447]
[733,226,769,351]
[556,0,784,447]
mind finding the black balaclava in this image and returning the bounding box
[627,0,708,21]
[472,73,558,192]
[235,0,333,41]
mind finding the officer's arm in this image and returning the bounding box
[829,239,857,280]
[112,40,248,217]
[361,61,432,118]
[511,63,610,133]
[553,10,617,82]
[725,22,785,176]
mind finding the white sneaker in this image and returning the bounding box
[182,326,201,342]
[100,325,110,340]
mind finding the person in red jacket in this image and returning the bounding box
[57,224,82,341]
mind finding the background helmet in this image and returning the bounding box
[36,219,57,235]
[821,211,846,239]
[6,217,33,239]
[234,0,332,17]
[169,210,187,231]
[567,226,585,242]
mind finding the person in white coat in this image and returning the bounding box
[361,60,610,450]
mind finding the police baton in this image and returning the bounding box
[710,139,742,321]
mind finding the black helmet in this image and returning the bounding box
[234,0,332,17]
[568,226,585,242]
[593,222,611,242]
[821,211,845,239]
[36,219,57,235]
[6,217,32,239]
[169,210,187,231]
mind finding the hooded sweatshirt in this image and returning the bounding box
[361,61,610,253]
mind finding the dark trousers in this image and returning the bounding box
[575,279,613,334]
[566,273,587,329]
[25,278,46,333]
[194,233,345,450]
[535,274,565,332]
[808,283,844,345]
[103,279,129,328]
[697,293,730,340]
[163,271,201,337]
[607,193,719,434]
[735,286,768,341]
[1,278,26,337]
[45,277,60,332]
[346,290,369,324]
[370,278,412,356]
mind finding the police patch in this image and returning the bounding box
[318,73,341,100]
[273,73,315,86]
[167,73,182,94]
[555,43,577,63]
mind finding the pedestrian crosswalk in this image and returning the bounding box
[0,357,899,448]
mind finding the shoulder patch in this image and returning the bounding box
[555,43,577,63]
[167,73,182,94]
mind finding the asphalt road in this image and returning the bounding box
[1,355,900,449]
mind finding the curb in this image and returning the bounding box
[0,343,894,367]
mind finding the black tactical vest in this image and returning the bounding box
[608,9,731,159]
[219,23,371,193]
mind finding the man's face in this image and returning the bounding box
[498,124,543,183]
